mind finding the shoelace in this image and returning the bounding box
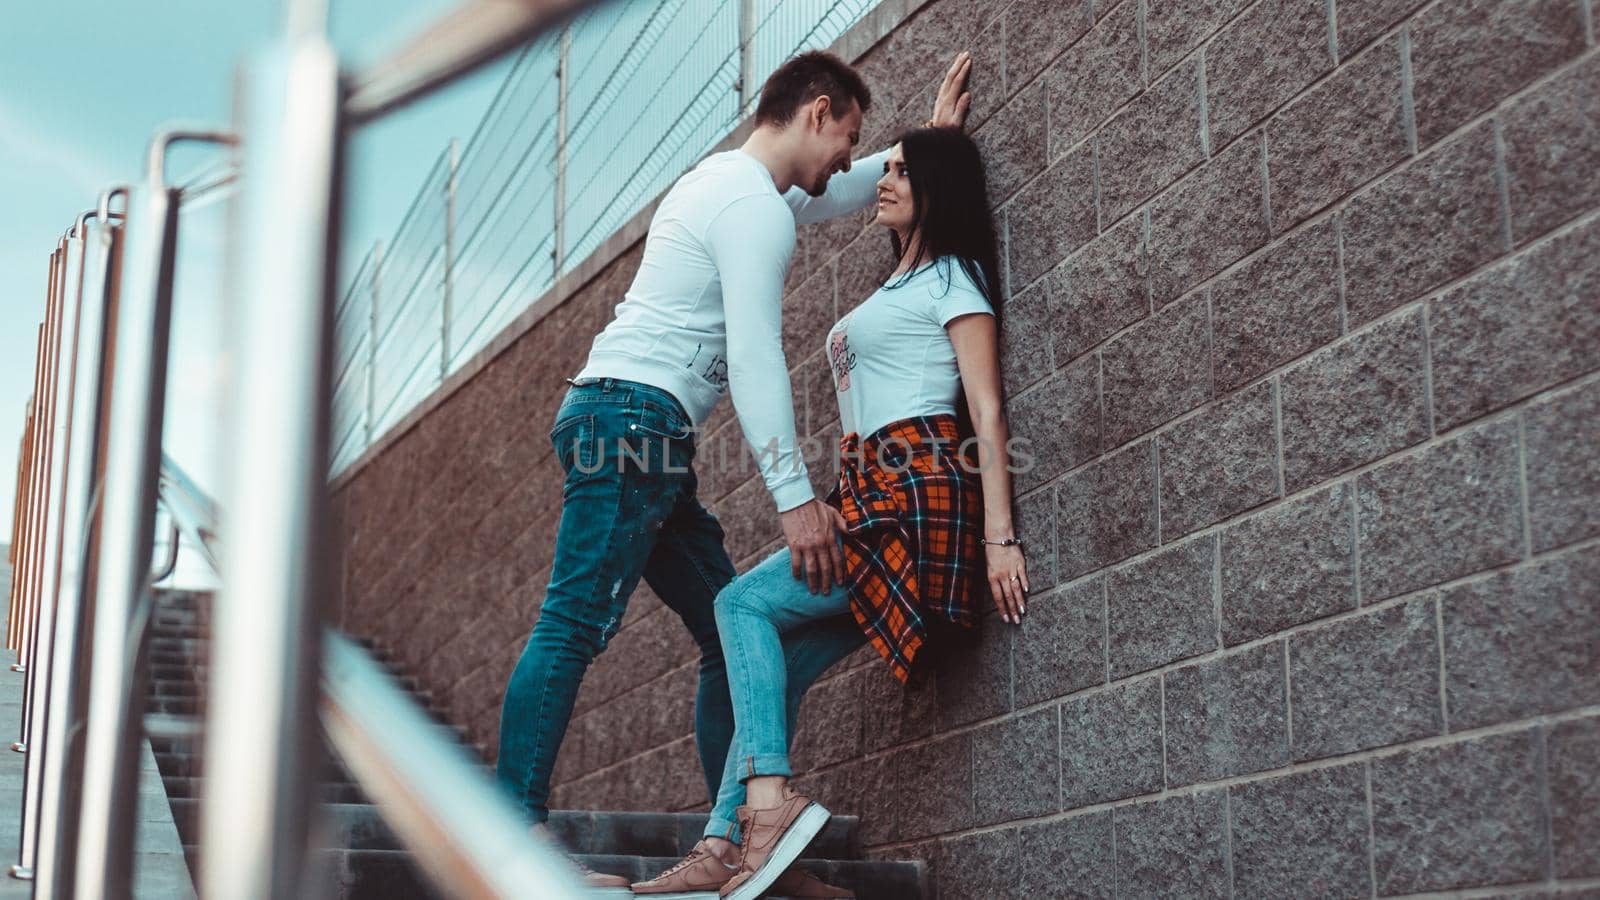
[655,846,711,879]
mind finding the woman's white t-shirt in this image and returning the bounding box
[825,256,995,439]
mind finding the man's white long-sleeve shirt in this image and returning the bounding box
[576,146,889,512]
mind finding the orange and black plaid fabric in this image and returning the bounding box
[825,414,984,683]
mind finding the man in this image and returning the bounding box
[495,50,973,891]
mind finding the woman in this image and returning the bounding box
[634,127,1027,900]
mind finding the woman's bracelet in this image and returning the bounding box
[980,536,1024,547]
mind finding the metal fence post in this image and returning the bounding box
[15,213,100,889]
[198,27,340,899]
[739,0,756,115]
[553,26,570,275]
[366,240,381,444]
[441,140,458,381]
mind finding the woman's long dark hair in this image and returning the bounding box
[882,126,1004,449]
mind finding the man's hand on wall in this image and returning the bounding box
[928,51,973,130]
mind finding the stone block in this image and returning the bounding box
[1013,578,1107,708]
[973,706,1061,824]
[1550,715,1600,878]
[1355,419,1523,601]
[999,277,1054,390]
[1045,0,1143,156]
[790,667,865,774]
[1409,0,1587,148]
[861,663,939,753]
[1113,790,1231,899]
[834,232,892,313]
[1336,0,1427,54]
[1061,677,1164,806]
[1164,641,1289,786]
[1007,143,1098,290]
[1279,309,1430,492]
[1289,598,1442,760]
[1341,123,1505,326]
[715,476,783,566]
[1051,211,1149,364]
[1149,132,1271,305]
[1056,440,1159,579]
[891,733,975,839]
[1106,536,1218,679]
[1370,729,1546,894]
[1524,380,1600,551]
[1007,354,1101,493]
[1157,381,1280,539]
[975,80,1050,205]
[1210,218,1341,393]
[1220,483,1356,645]
[936,828,1018,899]
[1100,291,1212,446]
[781,265,836,367]
[1017,811,1115,898]
[935,622,1012,729]
[1503,53,1600,244]
[1004,0,1096,88]
[1015,485,1059,590]
[1229,764,1372,900]
[1441,545,1600,730]
[1429,215,1600,431]
[1097,59,1206,223]
[1266,37,1409,229]
[1145,0,1252,77]
[792,753,896,848]
[1205,0,1335,147]
[798,350,838,438]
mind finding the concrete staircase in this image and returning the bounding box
[146,590,926,899]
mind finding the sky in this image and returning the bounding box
[0,0,516,552]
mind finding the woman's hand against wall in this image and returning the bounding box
[985,543,1027,624]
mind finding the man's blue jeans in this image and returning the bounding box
[494,377,863,835]
[496,377,737,823]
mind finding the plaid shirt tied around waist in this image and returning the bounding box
[827,414,985,683]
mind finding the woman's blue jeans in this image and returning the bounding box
[705,547,865,841]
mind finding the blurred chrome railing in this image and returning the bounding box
[6,1,613,898]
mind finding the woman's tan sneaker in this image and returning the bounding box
[632,840,735,898]
[720,788,831,900]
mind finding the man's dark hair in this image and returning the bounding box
[754,50,872,128]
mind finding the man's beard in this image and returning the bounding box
[806,173,830,196]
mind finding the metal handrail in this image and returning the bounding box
[155,448,592,898]
[76,131,239,900]
[34,189,133,896]
[344,0,594,124]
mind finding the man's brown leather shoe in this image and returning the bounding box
[632,840,735,898]
[720,787,831,900]
[768,866,855,898]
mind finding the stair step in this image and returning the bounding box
[146,681,201,698]
[581,855,925,899]
[542,809,861,860]
[162,776,369,804]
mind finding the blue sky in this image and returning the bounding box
[0,0,515,539]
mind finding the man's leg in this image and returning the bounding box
[641,477,737,804]
[494,388,688,824]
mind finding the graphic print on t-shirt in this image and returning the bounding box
[685,343,729,391]
[827,315,856,391]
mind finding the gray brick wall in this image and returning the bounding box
[332,0,1600,895]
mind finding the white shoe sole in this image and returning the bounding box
[630,892,720,899]
[721,803,831,900]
